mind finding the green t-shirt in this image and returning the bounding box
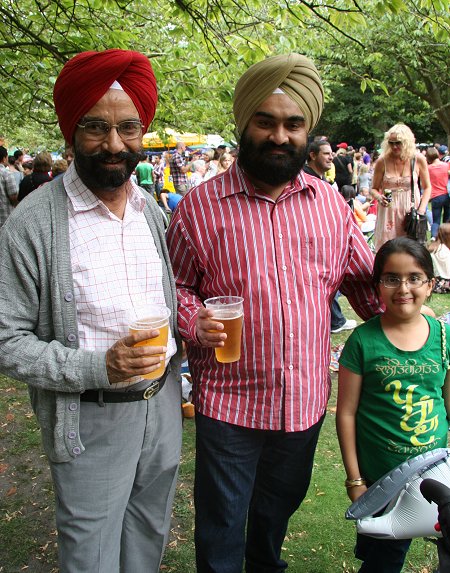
[340,315,449,482]
[135,162,154,185]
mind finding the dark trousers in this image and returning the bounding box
[431,193,450,238]
[355,533,412,573]
[331,292,346,330]
[194,412,324,573]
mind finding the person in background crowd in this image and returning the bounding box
[371,123,431,252]
[333,144,353,191]
[8,155,23,187]
[0,145,18,227]
[159,187,183,214]
[189,159,207,188]
[22,161,33,177]
[304,140,358,335]
[438,145,450,163]
[202,148,218,180]
[340,184,368,227]
[153,153,165,196]
[135,152,155,195]
[217,152,234,174]
[167,53,382,573]
[428,223,450,293]
[360,146,371,166]
[426,146,450,239]
[51,158,69,178]
[13,149,24,173]
[0,48,182,573]
[18,151,53,202]
[217,144,230,156]
[62,145,74,165]
[352,151,362,190]
[169,141,193,196]
[357,163,371,197]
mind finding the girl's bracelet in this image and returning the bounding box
[345,477,366,488]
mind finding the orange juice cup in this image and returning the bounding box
[204,296,244,363]
[129,305,171,380]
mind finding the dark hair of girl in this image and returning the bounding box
[373,237,434,287]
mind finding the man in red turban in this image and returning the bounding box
[0,49,182,572]
[53,48,158,144]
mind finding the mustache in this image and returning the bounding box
[258,142,298,154]
[85,150,141,162]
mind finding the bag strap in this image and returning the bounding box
[410,157,416,209]
[440,319,449,370]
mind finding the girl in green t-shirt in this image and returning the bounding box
[337,237,450,573]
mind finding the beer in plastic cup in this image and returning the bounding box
[129,305,171,380]
[204,296,244,363]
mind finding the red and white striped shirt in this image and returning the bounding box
[167,160,382,431]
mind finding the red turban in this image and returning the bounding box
[53,49,158,144]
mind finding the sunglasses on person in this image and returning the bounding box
[388,141,402,146]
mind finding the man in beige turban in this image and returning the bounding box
[167,53,382,573]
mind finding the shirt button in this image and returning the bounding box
[68,402,78,412]
[67,333,77,342]
[68,431,77,439]
[286,299,292,305]
[289,333,294,338]
[281,265,287,271]
[72,446,81,455]
[64,292,74,302]
[278,233,283,239]
[288,365,294,370]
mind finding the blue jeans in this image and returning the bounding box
[431,193,450,238]
[355,533,411,573]
[331,292,346,330]
[194,413,324,573]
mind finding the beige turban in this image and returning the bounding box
[233,53,324,136]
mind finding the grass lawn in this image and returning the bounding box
[1,294,450,572]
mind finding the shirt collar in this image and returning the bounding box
[64,161,146,214]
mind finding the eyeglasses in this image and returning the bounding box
[379,276,430,289]
[76,120,143,141]
[388,141,402,146]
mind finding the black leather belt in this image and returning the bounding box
[81,369,169,404]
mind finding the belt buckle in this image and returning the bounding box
[143,381,159,400]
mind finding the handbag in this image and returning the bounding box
[403,158,427,244]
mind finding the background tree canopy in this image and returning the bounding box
[0,0,448,152]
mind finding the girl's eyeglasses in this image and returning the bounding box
[379,276,430,289]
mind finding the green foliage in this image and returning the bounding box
[0,0,448,150]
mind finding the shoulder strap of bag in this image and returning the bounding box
[410,157,416,209]
[440,319,449,370]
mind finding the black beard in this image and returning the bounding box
[238,131,307,186]
[73,143,141,192]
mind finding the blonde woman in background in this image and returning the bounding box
[217,152,234,174]
[371,123,431,252]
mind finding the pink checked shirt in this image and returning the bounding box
[167,160,382,431]
[64,163,176,389]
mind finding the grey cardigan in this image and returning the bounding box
[0,177,181,462]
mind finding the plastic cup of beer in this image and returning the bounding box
[129,305,171,380]
[204,296,244,363]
